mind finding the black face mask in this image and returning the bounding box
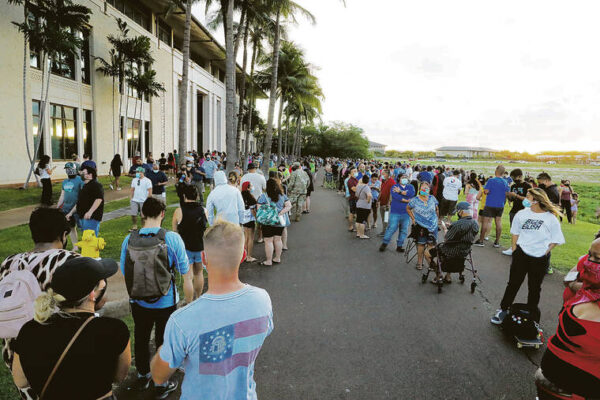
[588,252,600,264]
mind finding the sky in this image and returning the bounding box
[195,0,600,153]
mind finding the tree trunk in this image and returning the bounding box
[112,76,116,154]
[276,96,284,162]
[123,79,130,167]
[235,16,250,163]
[243,37,258,172]
[261,9,281,175]
[233,8,246,60]
[224,0,238,172]
[131,96,138,157]
[178,0,193,156]
[284,112,290,156]
[117,76,124,155]
[22,21,32,165]
[137,97,144,158]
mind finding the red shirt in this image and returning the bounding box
[348,177,359,200]
[379,178,396,205]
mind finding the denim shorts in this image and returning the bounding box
[186,250,203,264]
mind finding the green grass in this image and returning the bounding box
[0,175,133,212]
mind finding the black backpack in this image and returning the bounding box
[502,303,541,341]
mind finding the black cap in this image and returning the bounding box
[247,163,256,170]
[51,257,118,301]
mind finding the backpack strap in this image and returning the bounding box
[40,316,94,399]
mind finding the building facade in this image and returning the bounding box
[0,0,255,185]
[435,146,495,159]
[368,141,387,154]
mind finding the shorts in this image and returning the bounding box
[111,168,121,178]
[348,199,357,214]
[414,225,437,245]
[152,193,166,203]
[356,207,371,224]
[262,225,284,238]
[130,201,144,216]
[439,199,457,217]
[186,250,203,264]
[482,206,504,218]
[243,221,256,229]
[205,178,214,185]
[80,218,100,236]
[62,209,76,227]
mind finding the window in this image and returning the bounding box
[51,51,75,80]
[83,110,93,158]
[80,30,91,84]
[157,19,171,46]
[32,100,44,156]
[107,0,151,32]
[28,13,41,69]
[127,118,142,157]
[144,121,150,156]
[50,104,77,159]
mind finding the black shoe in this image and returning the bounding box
[474,240,484,247]
[396,247,405,253]
[379,243,387,252]
[155,379,178,399]
[128,375,151,391]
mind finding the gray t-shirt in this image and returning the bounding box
[356,184,372,209]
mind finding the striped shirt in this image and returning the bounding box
[440,217,479,258]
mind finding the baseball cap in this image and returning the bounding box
[456,201,472,212]
[64,162,77,175]
[50,257,118,302]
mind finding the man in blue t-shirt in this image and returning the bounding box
[120,197,193,397]
[56,162,84,251]
[475,165,509,248]
[151,220,273,400]
[202,156,218,190]
[380,173,415,252]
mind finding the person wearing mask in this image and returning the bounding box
[475,165,509,248]
[0,208,81,400]
[379,173,415,252]
[189,161,206,198]
[377,169,396,237]
[150,220,273,399]
[464,172,482,221]
[287,162,309,222]
[120,198,192,396]
[172,185,209,300]
[440,170,462,227]
[571,193,580,225]
[502,169,532,256]
[11,257,130,400]
[418,166,434,184]
[491,188,565,325]
[241,163,267,201]
[302,161,315,214]
[173,149,180,167]
[355,175,373,239]
[109,154,123,191]
[406,182,440,270]
[129,167,153,231]
[535,238,600,398]
[158,153,168,173]
[66,166,104,236]
[257,179,292,266]
[346,168,359,232]
[206,171,245,225]
[203,156,218,190]
[35,155,56,206]
[167,153,175,177]
[559,179,574,223]
[368,173,381,229]
[536,172,560,206]
[128,157,144,177]
[241,181,258,262]
[56,162,84,252]
[148,163,169,203]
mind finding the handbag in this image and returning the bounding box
[39,316,111,400]
[256,200,280,226]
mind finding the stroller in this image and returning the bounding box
[421,240,479,294]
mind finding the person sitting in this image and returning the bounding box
[11,257,131,400]
[536,237,600,399]
[425,202,479,283]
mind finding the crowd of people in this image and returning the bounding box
[5,151,321,399]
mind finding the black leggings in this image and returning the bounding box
[560,199,572,223]
[40,178,52,206]
[131,303,176,375]
[500,246,549,311]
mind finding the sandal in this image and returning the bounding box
[245,257,257,263]
[358,235,370,239]
[430,277,441,284]
[416,264,424,270]
[272,260,281,264]
[259,261,272,266]
[443,276,452,284]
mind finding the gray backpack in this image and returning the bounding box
[124,229,174,302]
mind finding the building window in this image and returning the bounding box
[32,100,44,156]
[80,29,91,84]
[107,0,151,32]
[127,118,143,157]
[51,51,75,80]
[83,109,93,158]
[50,104,77,160]
[157,19,171,46]
[144,121,150,156]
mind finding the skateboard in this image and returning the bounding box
[515,336,543,349]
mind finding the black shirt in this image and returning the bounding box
[509,180,532,213]
[14,312,129,400]
[540,183,560,206]
[77,179,104,221]
[147,170,168,194]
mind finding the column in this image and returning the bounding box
[191,84,198,151]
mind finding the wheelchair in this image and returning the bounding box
[420,240,479,294]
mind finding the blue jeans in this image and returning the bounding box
[80,218,100,236]
[382,213,410,247]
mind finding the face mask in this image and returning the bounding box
[401,178,408,185]
[353,173,358,178]
[153,170,159,173]
[187,164,192,168]
[522,199,532,208]
[135,173,141,179]
[587,252,600,265]
[419,189,429,196]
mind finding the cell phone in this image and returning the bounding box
[564,271,579,282]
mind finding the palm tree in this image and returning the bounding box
[10,0,91,187]
[129,69,166,157]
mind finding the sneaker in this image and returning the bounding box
[474,240,484,247]
[396,247,405,253]
[547,266,554,275]
[502,248,513,256]
[379,243,387,252]
[377,232,385,237]
[117,187,122,191]
[109,184,114,190]
[491,309,508,325]
[155,379,178,399]
[128,375,151,391]
[493,242,500,248]
[484,236,489,241]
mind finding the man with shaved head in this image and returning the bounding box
[151,219,273,399]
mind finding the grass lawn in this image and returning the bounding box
[0,175,133,212]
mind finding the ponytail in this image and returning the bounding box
[34,289,65,324]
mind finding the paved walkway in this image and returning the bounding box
[113,183,569,399]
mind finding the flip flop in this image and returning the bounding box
[272,260,281,264]
[416,264,424,270]
[245,257,258,263]
[443,277,452,284]
[359,236,370,239]
[259,261,272,266]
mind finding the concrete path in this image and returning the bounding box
[113,183,570,399]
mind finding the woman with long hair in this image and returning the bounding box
[35,155,55,206]
[167,152,175,177]
[355,175,373,239]
[406,181,439,270]
[491,188,565,325]
[465,172,482,220]
[241,181,258,262]
[110,154,123,190]
[257,178,291,266]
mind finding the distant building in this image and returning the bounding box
[369,141,387,154]
[435,146,496,159]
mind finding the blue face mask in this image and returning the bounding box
[522,199,532,208]
[401,178,408,185]
[153,169,159,173]
[135,173,141,179]
[419,189,429,196]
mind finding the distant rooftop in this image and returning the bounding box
[369,141,386,147]
[435,146,496,152]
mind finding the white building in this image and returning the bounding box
[0,0,255,185]
[435,146,495,159]
[369,141,387,154]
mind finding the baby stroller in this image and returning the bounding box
[421,240,479,294]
